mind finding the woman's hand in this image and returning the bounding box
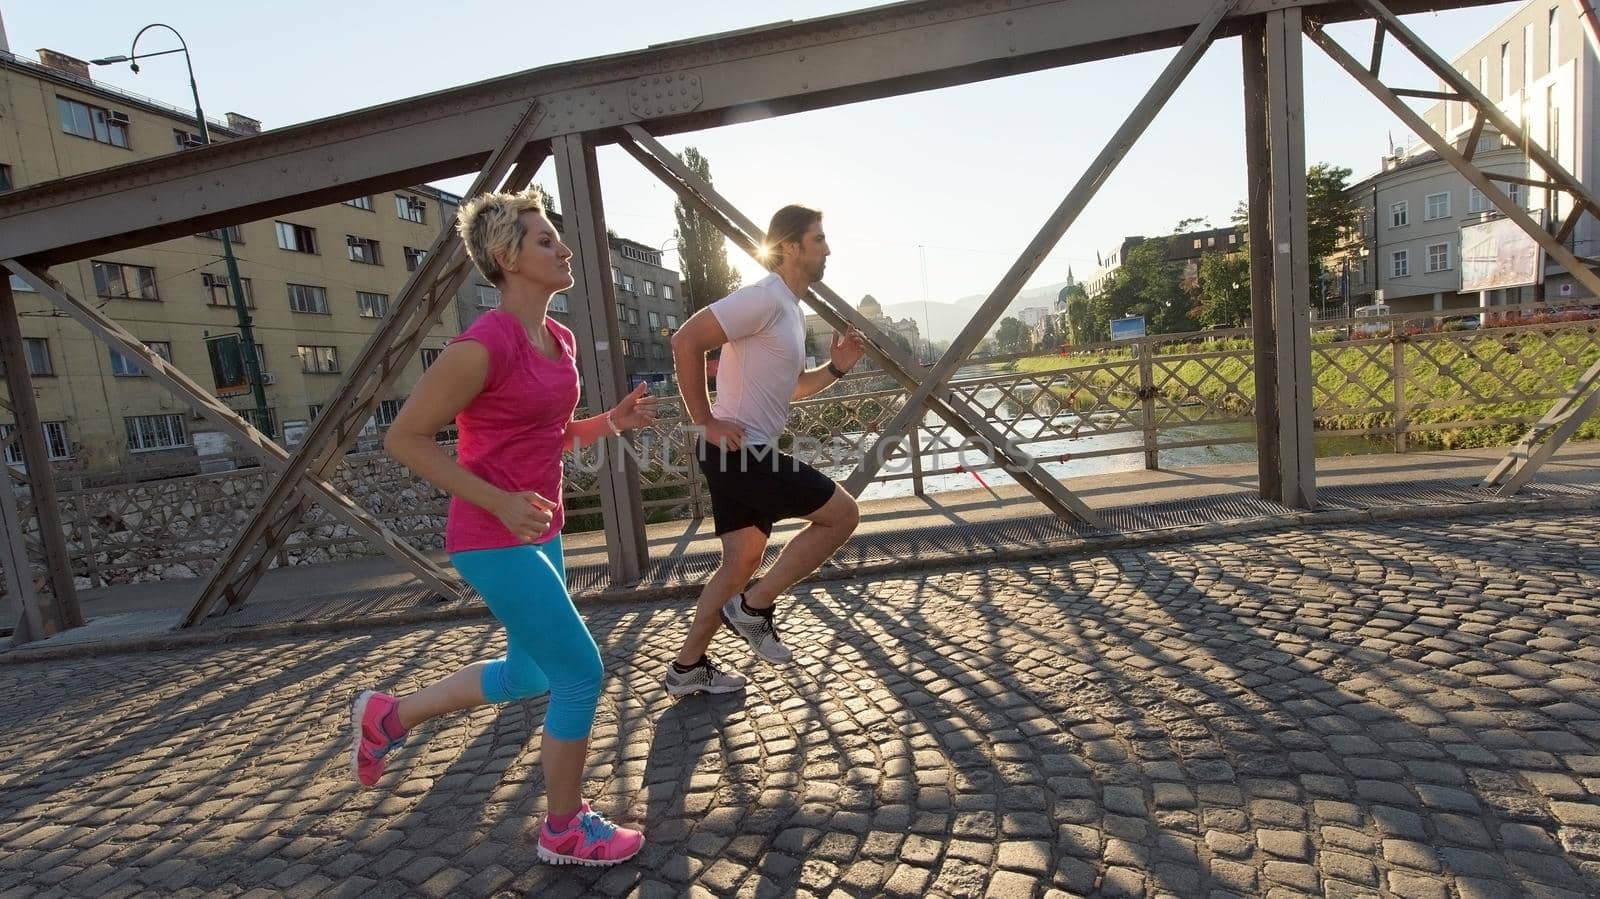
[491,490,556,542]
[610,382,660,431]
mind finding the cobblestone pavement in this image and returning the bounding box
[4,511,1600,899]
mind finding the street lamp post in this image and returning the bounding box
[92,25,273,437]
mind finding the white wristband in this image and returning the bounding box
[604,411,622,436]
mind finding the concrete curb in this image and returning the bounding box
[5,491,1597,665]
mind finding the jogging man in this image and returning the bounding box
[662,204,865,695]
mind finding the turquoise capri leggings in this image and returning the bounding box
[448,535,603,741]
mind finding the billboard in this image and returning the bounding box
[1110,315,1146,341]
[1460,213,1545,293]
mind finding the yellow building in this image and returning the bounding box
[0,49,461,484]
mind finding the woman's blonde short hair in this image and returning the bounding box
[456,188,548,284]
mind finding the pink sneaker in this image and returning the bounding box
[536,801,644,866]
[350,690,406,788]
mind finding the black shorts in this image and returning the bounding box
[697,440,838,536]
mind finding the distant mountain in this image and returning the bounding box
[878,280,1070,343]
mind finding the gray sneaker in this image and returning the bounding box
[663,655,747,696]
[719,594,793,663]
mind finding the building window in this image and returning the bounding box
[663,284,675,301]
[346,235,382,265]
[395,195,426,224]
[58,97,130,148]
[666,314,678,329]
[1390,201,1409,228]
[241,407,277,435]
[1426,242,1451,273]
[1544,81,1559,150]
[1206,236,1216,247]
[23,338,52,376]
[0,164,12,191]
[1,421,70,465]
[109,341,172,377]
[1548,7,1559,76]
[124,413,187,452]
[275,221,318,254]
[622,274,635,293]
[615,302,627,321]
[620,338,632,357]
[173,128,203,150]
[308,403,323,421]
[628,308,639,325]
[356,291,389,318]
[1525,23,1536,88]
[196,225,243,242]
[1468,188,1490,213]
[374,399,403,427]
[1508,183,1524,207]
[203,272,254,307]
[1424,192,1451,221]
[550,293,569,313]
[611,266,621,285]
[420,348,441,370]
[1391,250,1410,278]
[344,195,374,211]
[287,283,330,314]
[298,345,340,373]
[476,285,501,308]
[404,246,426,272]
[619,245,662,266]
[643,280,656,297]
[1501,41,1511,99]
[1227,234,1238,245]
[91,261,159,300]
[648,311,660,329]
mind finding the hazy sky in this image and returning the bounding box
[7,1,1524,310]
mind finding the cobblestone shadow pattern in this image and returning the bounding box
[1,511,1598,898]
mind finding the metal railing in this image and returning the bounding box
[12,299,1599,586]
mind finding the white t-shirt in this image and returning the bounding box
[708,272,808,445]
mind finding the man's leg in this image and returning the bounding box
[674,526,768,667]
[741,485,859,610]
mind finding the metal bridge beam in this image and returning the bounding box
[0,0,1506,265]
[844,0,1240,496]
[617,126,1102,526]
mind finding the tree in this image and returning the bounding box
[1306,163,1358,307]
[1214,161,1359,318]
[1190,251,1252,328]
[1100,238,1189,335]
[1039,315,1059,351]
[672,148,741,312]
[995,317,1032,354]
[1062,283,1096,346]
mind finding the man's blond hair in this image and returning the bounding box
[456,188,548,283]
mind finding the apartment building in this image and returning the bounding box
[1338,1,1598,312]
[0,47,465,483]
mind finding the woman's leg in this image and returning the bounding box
[451,538,604,818]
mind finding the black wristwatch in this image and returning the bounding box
[826,362,849,379]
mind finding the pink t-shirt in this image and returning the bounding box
[444,310,579,553]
